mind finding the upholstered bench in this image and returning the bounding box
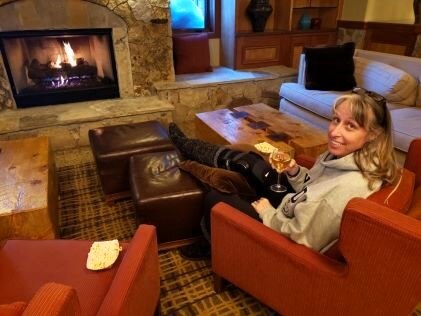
[129,150,204,249]
[88,120,175,202]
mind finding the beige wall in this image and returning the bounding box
[342,0,368,21]
[209,38,220,66]
[342,0,415,23]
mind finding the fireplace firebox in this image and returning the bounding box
[0,28,119,108]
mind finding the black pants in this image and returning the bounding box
[201,190,262,241]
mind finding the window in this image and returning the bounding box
[170,0,220,37]
[171,0,207,30]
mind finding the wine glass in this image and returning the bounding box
[269,148,293,193]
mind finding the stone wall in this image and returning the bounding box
[154,66,298,137]
[0,0,174,110]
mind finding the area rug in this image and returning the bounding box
[55,147,275,315]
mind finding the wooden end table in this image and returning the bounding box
[0,137,58,240]
[195,103,327,158]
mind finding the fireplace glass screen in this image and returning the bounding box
[0,29,119,108]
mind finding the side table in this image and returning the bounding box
[0,137,58,240]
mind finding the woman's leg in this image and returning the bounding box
[202,190,261,241]
[179,190,259,260]
[169,123,224,166]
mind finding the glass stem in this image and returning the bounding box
[277,172,281,187]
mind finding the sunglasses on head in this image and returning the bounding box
[352,87,386,107]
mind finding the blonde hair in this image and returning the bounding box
[333,93,399,189]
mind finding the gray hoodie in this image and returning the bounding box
[259,152,382,252]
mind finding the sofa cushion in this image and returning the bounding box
[173,33,213,75]
[280,82,345,119]
[354,56,418,107]
[303,42,356,91]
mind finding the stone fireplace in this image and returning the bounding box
[0,0,174,110]
[0,0,176,150]
[0,28,119,107]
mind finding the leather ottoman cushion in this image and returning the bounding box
[130,150,204,244]
[88,121,175,197]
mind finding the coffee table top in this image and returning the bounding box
[195,103,327,157]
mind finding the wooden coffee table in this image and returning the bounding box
[0,137,58,240]
[195,103,327,158]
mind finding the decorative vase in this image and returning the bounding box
[310,18,321,29]
[247,0,273,32]
[299,13,311,30]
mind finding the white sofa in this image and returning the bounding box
[279,49,421,153]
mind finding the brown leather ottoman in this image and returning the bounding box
[129,150,204,249]
[89,120,175,202]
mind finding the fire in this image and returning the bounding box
[50,54,62,68]
[63,41,77,67]
[50,41,77,68]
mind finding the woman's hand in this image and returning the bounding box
[284,159,299,177]
[251,197,272,216]
[269,157,299,176]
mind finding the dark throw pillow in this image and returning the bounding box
[172,33,213,75]
[304,42,356,91]
[178,160,256,197]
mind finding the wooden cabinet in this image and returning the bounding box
[289,31,337,68]
[221,0,343,69]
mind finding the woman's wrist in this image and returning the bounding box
[287,166,300,177]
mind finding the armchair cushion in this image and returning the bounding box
[304,42,356,91]
[23,283,81,316]
[178,160,256,197]
[0,302,26,316]
[407,186,421,219]
[367,168,415,213]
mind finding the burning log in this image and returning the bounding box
[27,58,97,81]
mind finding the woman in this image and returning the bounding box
[170,90,399,257]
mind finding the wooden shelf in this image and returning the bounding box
[221,0,343,69]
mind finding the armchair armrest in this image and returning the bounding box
[337,198,421,314]
[339,198,421,268]
[23,282,81,316]
[97,225,160,316]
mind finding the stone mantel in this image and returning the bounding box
[0,0,174,110]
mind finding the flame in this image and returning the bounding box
[63,41,77,67]
[49,41,77,69]
[50,54,62,69]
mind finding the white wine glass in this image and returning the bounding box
[269,148,293,193]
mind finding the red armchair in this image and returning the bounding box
[0,224,160,316]
[211,140,421,315]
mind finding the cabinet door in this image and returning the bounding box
[294,0,311,8]
[289,35,313,69]
[288,32,337,68]
[235,35,285,69]
[310,0,339,7]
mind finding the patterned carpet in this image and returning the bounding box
[55,147,276,315]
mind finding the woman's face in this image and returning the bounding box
[328,100,372,158]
